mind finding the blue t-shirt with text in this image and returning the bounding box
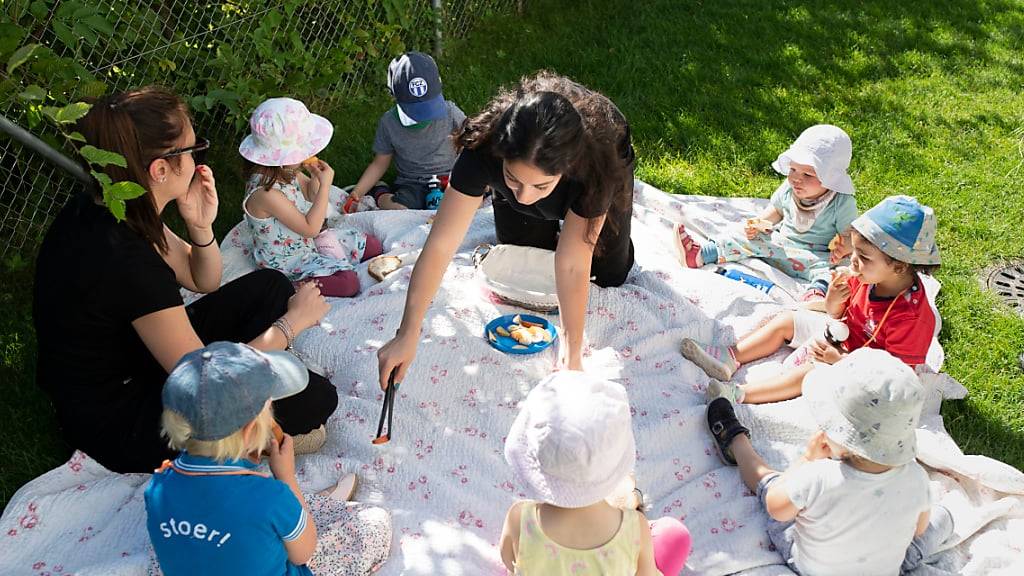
[145,453,311,576]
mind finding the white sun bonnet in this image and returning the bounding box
[772,124,855,195]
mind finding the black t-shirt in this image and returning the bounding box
[34,193,182,419]
[448,113,635,241]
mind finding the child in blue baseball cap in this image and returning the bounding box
[681,195,942,405]
[145,342,391,576]
[345,51,467,210]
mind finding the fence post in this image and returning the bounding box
[0,113,96,195]
[432,0,444,58]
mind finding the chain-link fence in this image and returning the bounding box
[0,0,520,260]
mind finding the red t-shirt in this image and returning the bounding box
[842,275,936,366]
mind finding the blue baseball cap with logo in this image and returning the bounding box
[162,342,309,441]
[387,51,447,127]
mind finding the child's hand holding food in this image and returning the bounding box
[744,218,773,240]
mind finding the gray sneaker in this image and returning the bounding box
[680,338,739,381]
[706,379,745,403]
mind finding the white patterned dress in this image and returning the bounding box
[244,175,368,281]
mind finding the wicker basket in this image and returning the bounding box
[474,244,559,313]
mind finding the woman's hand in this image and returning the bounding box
[268,433,297,481]
[810,339,843,365]
[284,282,330,333]
[377,330,419,390]
[178,165,219,231]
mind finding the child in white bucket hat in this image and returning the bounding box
[676,124,860,301]
[240,97,384,297]
[498,371,691,575]
[705,348,953,576]
[682,195,942,406]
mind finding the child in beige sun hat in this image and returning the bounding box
[705,348,954,576]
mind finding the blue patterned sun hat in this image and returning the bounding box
[852,195,940,266]
[803,348,925,466]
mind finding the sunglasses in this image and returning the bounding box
[155,136,210,166]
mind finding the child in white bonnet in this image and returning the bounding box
[677,124,859,301]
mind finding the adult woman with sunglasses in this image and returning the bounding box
[33,87,338,473]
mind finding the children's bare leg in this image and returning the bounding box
[739,363,813,404]
[729,433,779,492]
[376,193,409,210]
[734,311,796,363]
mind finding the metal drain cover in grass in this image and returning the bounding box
[986,261,1024,315]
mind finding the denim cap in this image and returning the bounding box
[163,342,309,441]
[772,124,855,195]
[803,348,925,466]
[852,195,940,266]
[387,51,446,126]
[504,371,636,508]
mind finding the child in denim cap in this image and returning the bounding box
[705,348,953,576]
[676,125,859,301]
[146,342,391,576]
[346,51,466,209]
[682,195,941,405]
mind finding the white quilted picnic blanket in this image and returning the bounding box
[3,182,1023,576]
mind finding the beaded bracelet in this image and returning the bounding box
[272,317,295,350]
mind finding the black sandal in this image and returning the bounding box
[706,397,751,466]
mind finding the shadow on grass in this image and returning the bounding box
[942,398,1024,470]
[0,263,71,509]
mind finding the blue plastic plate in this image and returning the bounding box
[484,314,557,355]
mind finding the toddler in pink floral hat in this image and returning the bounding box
[240,98,383,297]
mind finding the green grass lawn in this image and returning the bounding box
[3,0,1023,507]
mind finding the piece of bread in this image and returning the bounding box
[302,155,319,166]
[368,255,402,282]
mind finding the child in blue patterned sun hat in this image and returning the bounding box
[682,195,943,406]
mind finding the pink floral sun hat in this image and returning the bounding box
[239,97,333,167]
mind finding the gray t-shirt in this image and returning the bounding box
[372,100,466,186]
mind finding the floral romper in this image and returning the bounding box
[244,174,368,281]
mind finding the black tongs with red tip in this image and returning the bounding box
[372,371,399,445]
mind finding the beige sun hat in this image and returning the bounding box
[803,348,925,466]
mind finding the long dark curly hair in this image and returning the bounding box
[455,71,633,249]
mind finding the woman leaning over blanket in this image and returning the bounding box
[33,86,338,473]
[376,71,636,387]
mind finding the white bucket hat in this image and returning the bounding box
[239,97,333,167]
[504,371,635,508]
[803,348,925,466]
[772,124,855,195]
